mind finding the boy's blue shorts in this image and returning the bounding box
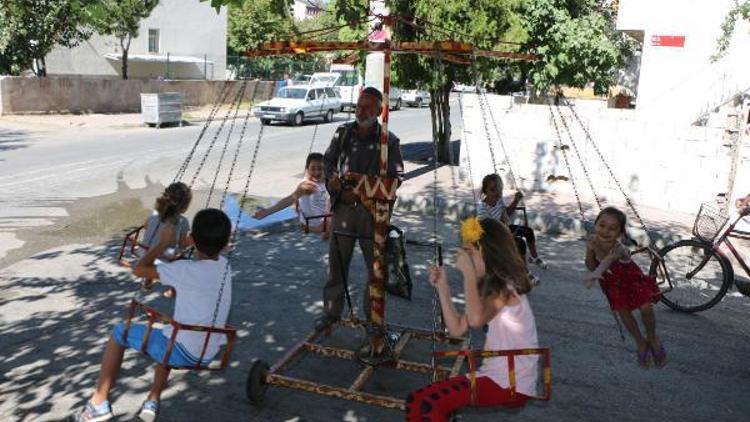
[112,323,203,368]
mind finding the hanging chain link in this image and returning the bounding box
[548,99,589,227]
[482,91,519,191]
[205,80,249,207]
[457,91,478,206]
[221,81,261,209]
[188,82,247,189]
[562,97,655,246]
[477,92,500,174]
[174,81,232,183]
[555,102,603,210]
[208,105,267,330]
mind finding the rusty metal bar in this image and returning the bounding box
[270,329,323,374]
[266,374,405,410]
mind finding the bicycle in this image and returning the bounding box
[649,203,750,312]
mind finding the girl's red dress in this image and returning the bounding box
[600,260,661,311]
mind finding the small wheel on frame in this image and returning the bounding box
[246,359,270,407]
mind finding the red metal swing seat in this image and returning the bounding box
[122,299,237,371]
[117,225,148,268]
[433,347,552,403]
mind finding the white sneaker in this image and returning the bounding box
[137,400,159,422]
[529,273,541,286]
[529,256,548,269]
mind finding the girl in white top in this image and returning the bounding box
[255,153,331,238]
[405,217,539,422]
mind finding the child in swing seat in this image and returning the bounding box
[477,173,545,283]
[405,217,538,422]
[71,209,233,422]
[254,152,331,238]
[584,206,666,368]
[138,182,193,261]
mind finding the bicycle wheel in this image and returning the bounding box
[650,239,733,312]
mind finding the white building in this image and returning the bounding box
[291,0,324,22]
[45,0,227,80]
[617,0,750,124]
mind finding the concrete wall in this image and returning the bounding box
[617,0,750,124]
[45,0,227,80]
[459,93,748,214]
[0,76,274,115]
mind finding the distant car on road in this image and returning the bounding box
[402,89,431,107]
[253,85,341,126]
[389,87,402,111]
[293,74,312,84]
[452,83,477,93]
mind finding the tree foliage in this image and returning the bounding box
[88,0,158,80]
[0,0,93,76]
[522,0,634,96]
[714,1,750,61]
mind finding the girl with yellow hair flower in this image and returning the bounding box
[405,217,538,421]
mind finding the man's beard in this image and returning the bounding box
[356,115,378,128]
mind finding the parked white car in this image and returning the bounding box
[253,85,341,126]
[402,89,431,107]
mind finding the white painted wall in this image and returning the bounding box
[45,0,227,80]
[617,0,750,124]
[459,94,742,214]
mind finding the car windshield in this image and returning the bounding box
[311,75,337,84]
[277,88,307,99]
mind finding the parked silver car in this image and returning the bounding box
[253,85,342,126]
[402,89,431,107]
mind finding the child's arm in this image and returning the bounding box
[133,225,176,281]
[583,241,630,287]
[429,265,470,337]
[585,238,599,271]
[457,248,506,328]
[254,180,317,219]
[505,191,524,218]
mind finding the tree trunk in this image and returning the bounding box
[429,84,453,164]
[120,36,131,80]
[33,57,47,77]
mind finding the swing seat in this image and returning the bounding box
[301,212,333,234]
[117,226,148,268]
[121,299,237,371]
[433,347,552,402]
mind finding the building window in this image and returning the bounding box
[148,29,160,53]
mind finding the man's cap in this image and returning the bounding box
[361,86,383,103]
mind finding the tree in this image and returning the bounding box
[521,0,635,96]
[714,1,750,61]
[88,0,158,80]
[0,0,93,76]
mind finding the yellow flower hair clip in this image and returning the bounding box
[460,217,484,244]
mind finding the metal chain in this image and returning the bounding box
[476,92,500,174]
[482,90,519,191]
[457,91,478,206]
[174,81,231,182]
[307,91,329,155]
[188,82,246,188]
[208,108,267,330]
[221,81,261,209]
[206,80,248,207]
[562,97,655,246]
[548,99,588,227]
[554,102,603,210]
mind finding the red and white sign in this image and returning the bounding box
[651,35,686,47]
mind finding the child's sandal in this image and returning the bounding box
[651,345,667,368]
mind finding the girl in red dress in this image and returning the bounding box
[584,207,666,368]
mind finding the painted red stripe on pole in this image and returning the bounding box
[651,35,685,47]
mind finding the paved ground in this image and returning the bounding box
[2,106,750,421]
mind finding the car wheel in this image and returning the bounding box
[260,118,270,125]
[324,109,334,123]
[395,99,401,111]
[292,112,304,126]
[416,98,423,107]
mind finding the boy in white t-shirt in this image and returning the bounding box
[255,152,332,238]
[71,208,232,422]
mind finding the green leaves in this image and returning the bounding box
[522,0,634,96]
[714,1,750,62]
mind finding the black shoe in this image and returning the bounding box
[314,314,339,332]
